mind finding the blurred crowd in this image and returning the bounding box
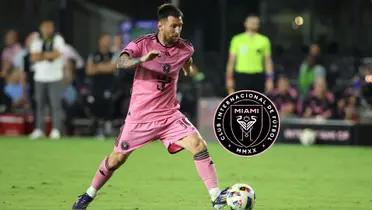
[0,20,134,139]
[1,19,372,138]
[267,43,372,122]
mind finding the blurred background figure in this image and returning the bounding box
[3,69,28,112]
[298,45,326,99]
[1,30,22,81]
[29,20,65,139]
[111,34,124,59]
[336,87,360,121]
[60,44,86,135]
[301,78,334,119]
[85,34,116,139]
[267,74,298,118]
[308,43,321,57]
[226,15,274,94]
[12,32,38,117]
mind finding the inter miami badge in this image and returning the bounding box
[214,90,280,157]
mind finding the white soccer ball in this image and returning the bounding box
[299,128,316,146]
[226,183,256,210]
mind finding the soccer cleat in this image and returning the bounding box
[212,187,229,209]
[72,193,93,210]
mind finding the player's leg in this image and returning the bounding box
[73,121,157,209]
[89,151,131,195]
[160,115,228,209]
[72,151,131,210]
[174,133,228,208]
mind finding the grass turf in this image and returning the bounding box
[0,137,372,210]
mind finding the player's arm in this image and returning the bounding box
[182,57,194,76]
[116,50,160,70]
[226,53,236,94]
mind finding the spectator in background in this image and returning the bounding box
[62,58,87,135]
[13,32,38,116]
[111,34,124,59]
[1,30,22,80]
[0,89,12,113]
[86,34,116,139]
[29,20,66,139]
[4,69,28,111]
[302,78,334,119]
[308,43,321,57]
[61,43,85,86]
[61,43,84,74]
[298,55,326,99]
[336,87,360,121]
[267,75,298,118]
[226,15,274,94]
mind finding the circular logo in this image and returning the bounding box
[213,90,280,157]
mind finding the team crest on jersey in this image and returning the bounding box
[214,90,280,157]
[121,141,129,150]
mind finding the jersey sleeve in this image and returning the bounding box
[120,41,142,58]
[54,35,66,53]
[229,36,238,55]
[30,39,42,53]
[263,37,271,56]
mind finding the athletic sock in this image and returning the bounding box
[193,149,219,198]
[90,157,114,192]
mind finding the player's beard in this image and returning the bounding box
[168,34,179,45]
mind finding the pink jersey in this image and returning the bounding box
[121,34,194,123]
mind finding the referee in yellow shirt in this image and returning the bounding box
[226,15,274,94]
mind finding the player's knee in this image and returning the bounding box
[108,152,130,170]
[191,138,207,154]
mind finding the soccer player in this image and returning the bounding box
[72,4,227,210]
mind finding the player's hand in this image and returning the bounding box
[182,68,190,76]
[183,64,196,76]
[140,50,160,63]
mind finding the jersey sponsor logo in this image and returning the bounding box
[213,90,280,157]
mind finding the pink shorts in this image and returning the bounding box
[114,115,197,154]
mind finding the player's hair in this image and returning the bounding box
[157,3,183,20]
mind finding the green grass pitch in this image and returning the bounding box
[0,137,372,210]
